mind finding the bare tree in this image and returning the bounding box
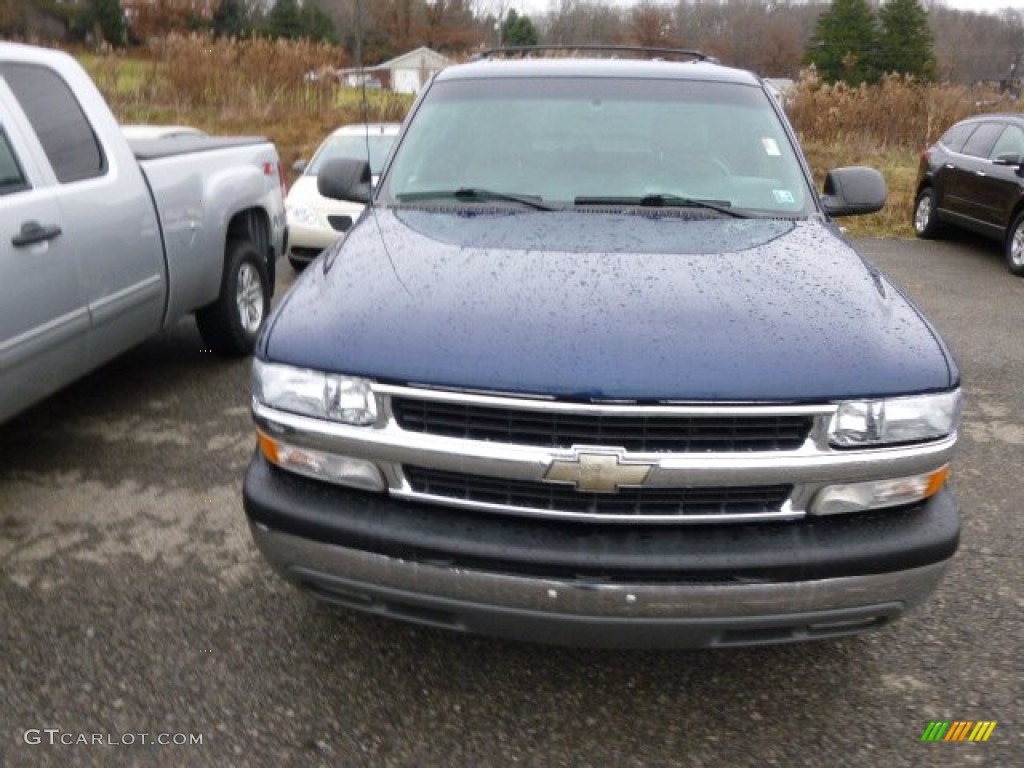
[542,0,622,45]
[630,0,675,47]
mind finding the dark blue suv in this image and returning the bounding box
[243,48,962,648]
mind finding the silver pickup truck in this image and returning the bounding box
[0,42,287,423]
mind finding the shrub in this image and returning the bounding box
[786,68,1017,153]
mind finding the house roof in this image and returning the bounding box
[378,46,450,70]
[339,47,450,76]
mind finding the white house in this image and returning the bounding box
[340,47,450,94]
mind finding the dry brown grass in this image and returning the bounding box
[84,35,413,175]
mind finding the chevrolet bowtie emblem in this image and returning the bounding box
[543,450,653,493]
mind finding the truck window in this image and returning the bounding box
[0,128,29,195]
[1,63,106,184]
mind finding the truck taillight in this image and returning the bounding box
[277,161,288,197]
[262,161,288,196]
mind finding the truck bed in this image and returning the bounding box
[128,134,272,161]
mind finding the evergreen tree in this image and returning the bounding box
[300,1,338,44]
[878,0,936,80]
[266,0,302,40]
[501,9,539,47]
[92,0,126,46]
[804,0,879,85]
[213,0,251,39]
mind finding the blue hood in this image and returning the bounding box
[262,208,955,402]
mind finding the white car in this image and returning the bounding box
[285,122,401,270]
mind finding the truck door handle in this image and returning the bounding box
[11,220,62,247]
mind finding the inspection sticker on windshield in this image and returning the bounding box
[762,137,781,156]
[773,189,795,204]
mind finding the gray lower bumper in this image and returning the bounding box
[250,522,951,648]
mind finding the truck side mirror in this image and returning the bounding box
[821,166,887,217]
[317,157,371,204]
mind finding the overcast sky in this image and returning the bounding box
[512,0,1024,15]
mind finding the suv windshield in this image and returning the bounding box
[383,76,812,216]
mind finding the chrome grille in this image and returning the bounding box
[391,398,813,452]
[404,465,792,520]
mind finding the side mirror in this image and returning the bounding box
[993,152,1023,168]
[820,166,887,217]
[317,157,371,204]
[292,158,308,174]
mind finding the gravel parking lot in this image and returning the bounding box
[1,235,1020,767]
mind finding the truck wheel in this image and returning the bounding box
[913,188,943,239]
[1006,212,1024,276]
[196,238,270,356]
[288,255,309,272]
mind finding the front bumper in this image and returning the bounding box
[287,220,341,253]
[244,453,960,648]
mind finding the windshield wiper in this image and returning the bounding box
[574,194,748,218]
[397,188,557,211]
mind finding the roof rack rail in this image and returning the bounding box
[473,45,719,64]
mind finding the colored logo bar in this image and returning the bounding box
[921,721,997,742]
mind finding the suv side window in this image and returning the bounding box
[989,124,1024,161]
[0,128,29,196]
[0,63,106,183]
[960,122,1004,159]
[940,122,975,153]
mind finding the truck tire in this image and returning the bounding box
[196,238,271,356]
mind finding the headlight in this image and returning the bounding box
[285,203,320,227]
[812,466,950,515]
[257,430,386,491]
[829,390,961,448]
[252,360,377,425]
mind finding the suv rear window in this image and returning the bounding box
[939,122,974,153]
[384,77,811,216]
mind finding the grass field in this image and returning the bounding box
[78,38,413,175]
[79,37,1022,238]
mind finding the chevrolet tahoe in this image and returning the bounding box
[243,48,961,648]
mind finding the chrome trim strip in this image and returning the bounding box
[251,523,950,620]
[389,488,803,524]
[88,274,163,326]
[375,382,832,416]
[0,306,90,367]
